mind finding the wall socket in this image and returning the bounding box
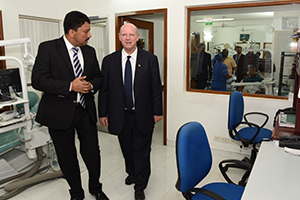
[214,136,229,143]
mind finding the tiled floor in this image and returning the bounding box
[1,120,247,200]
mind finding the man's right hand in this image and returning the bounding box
[71,76,91,93]
[99,117,108,127]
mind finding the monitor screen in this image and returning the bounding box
[0,68,22,102]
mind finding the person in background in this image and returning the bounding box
[233,46,245,82]
[244,51,258,75]
[190,43,212,89]
[211,49,232,91]
[239,66,265,94]
[32,11,109,200]
[98,23,163,200]
[256,51,261,58]
[222,48,237,77]
[212,47,221,65]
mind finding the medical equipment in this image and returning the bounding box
[0,38,62,200]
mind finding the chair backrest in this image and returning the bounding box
[175,121,212,193]
[228,91,244,133]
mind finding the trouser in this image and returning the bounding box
[118,110,153,191]
[49,105,102,198]
[196,73,208,89]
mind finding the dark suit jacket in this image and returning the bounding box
[98,48,163,135]
[32,37,103,130]
[190,52,212,80]
[233,53,245,82]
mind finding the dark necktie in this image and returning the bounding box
[124,56,133,111]
[72,47,85,108]
[235,54,240,64]
[198,53,204,73]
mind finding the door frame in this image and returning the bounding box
[0,11,6,69]
[120,17,154,53]
[116,9,168,145]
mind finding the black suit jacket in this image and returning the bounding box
[190,52,212,80]
[98,48,163,135]
[32,37,103,130]
[233,53,245,82]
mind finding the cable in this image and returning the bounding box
[17,128,31,142]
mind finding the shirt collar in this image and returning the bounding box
[63,35,76,51]
[122,47,138,60]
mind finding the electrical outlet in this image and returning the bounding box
[214,136,229,143]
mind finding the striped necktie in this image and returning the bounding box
[72,47,86,108]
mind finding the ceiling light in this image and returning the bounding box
[196,18,235,23]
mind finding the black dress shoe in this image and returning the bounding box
[125,175,134,185]
[135,190,145,200]
[91,191,109,200]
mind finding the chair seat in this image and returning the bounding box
[234,127,272,143]
[192,182,244,200]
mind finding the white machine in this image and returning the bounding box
[0,38,62,200]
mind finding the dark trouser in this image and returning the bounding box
[48,105,102,199]
[118,110,153,191]
[196,73,208,89]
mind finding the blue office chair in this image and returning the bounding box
[219,91,272,186]
[175,121,244,200]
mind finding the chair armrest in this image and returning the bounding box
[232,122,260,145]
[184,188,227,200]
[244,112,269,128]
[219,159,252,185]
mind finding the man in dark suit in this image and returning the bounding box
[98,23,163,200]
[190,43,212,89]
[233,46,245,82]
[32,11,108,200]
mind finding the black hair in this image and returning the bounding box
[222,49,228,58]
[63,11,90,34]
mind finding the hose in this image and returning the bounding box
[0,171,63,200]
[4,146,43,189]
[3,170,63,192]
[0,146,64,199]
[0,166,48,186]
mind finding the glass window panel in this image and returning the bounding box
[187,2,300,98]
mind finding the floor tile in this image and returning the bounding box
[0,119,250,200]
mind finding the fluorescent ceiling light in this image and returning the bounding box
[196,18,235,22]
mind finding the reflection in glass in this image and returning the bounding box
[188,3,300,97]
[190,43,212,89]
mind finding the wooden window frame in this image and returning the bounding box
[186,0,300,99]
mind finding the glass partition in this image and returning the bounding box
[187,1,300,98]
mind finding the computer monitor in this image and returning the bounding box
[0,68,22,103]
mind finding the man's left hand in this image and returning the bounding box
[153,115,163,123]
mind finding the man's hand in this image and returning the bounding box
[153,115,163,123]
[99,117,108,127]
[71,76,91,93]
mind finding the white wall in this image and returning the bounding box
[0,0,293,155]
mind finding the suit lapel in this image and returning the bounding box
[115,50,124,91]
[80,46,88,76]
[57,37,74,76]
[134,48,144,90]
